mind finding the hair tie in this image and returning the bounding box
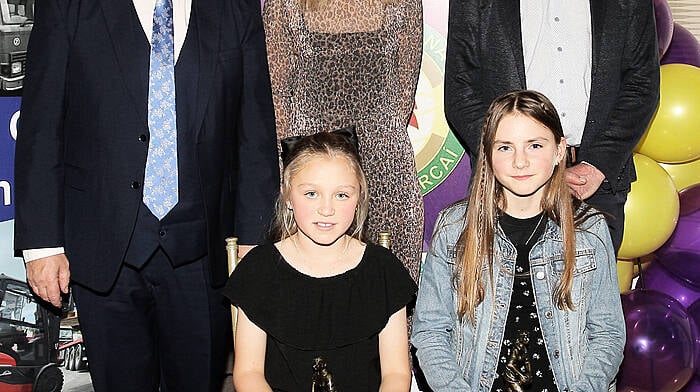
[280,135,304,163]
[280,125,359,164]
[331,125,359,150]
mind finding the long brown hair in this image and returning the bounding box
[456,90,586,322]
[269,131,370,242]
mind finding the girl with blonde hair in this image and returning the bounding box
[226,130,416,391]
[263,0,424,284]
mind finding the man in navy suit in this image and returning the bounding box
[444,0,660,252]
[13,0,279,391]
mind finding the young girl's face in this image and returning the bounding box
[491,113,565,209]
[288,154,360,246]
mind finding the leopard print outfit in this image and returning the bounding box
[264,0,424,282]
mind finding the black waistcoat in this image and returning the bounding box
[125,14,207,268]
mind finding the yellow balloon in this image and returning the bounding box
[618,153,680,259]
[659,158,700,191]
[617,260,635,293]
[635,64,700,163]
[617,254,654,293]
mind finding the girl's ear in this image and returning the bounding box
[553,151,564,167]
[556,137,567,165]
[553,153,564,169]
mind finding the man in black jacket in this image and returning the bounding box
[444,0,660,252]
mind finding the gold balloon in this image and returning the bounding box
[635,64,700,163]
[617,254,654,293]
[617,260,635,293]
[659,158,700,191]
[618,153,680,259]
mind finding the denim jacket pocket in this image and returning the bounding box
[551,248,597,307]
[447,244,461,260]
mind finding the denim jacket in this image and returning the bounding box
[411,201,625,392]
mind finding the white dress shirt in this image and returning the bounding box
[521,0,592,146]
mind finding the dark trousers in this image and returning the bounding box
[72,249,231,392]
[565,146,627,255]
[586,182,628,255]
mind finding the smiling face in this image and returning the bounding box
[491,113,565,212]
[288,155,361,247]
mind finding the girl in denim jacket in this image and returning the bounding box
[412,90,624,392]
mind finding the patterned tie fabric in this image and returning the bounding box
[143,0,178,220]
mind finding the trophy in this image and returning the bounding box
[311,357,338,392]
[503,330,533,392]
[377,232,391,249]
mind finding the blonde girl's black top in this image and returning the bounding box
[222,242,417,391]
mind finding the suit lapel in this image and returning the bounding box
[590,0,607,79]
[585,0,607,125]
[98,0,150,126]
[498,0,526,88]
[175,3,199,140]
[191,0,222,141]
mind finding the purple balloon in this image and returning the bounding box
[661,23,700,67]
[656,210,700,287]
[654,0,675,57]
[619,290,695,392]
[687,301,700,378]
[655,251,700,290]
[641,262,700,308]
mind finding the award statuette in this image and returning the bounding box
[503,330,533,392]
[378,232,391,249]
[311,357,338,392]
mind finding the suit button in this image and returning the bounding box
[138,134,148,142]
[131,181,140,189]
[159,229,167,237]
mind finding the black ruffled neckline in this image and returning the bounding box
[224,243,416,351]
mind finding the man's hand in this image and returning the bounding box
[25,254,70,308]
[565,163,606,200]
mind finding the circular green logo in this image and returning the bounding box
[408,24,464,195]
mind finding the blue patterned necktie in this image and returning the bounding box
[143,0,178,220]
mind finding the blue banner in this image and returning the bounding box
[1,97,25,281]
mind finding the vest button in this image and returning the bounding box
[131,181,140,189]
[138,134,148,142]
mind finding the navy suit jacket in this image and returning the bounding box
[14,0,279,291]
[444,0,660,192]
